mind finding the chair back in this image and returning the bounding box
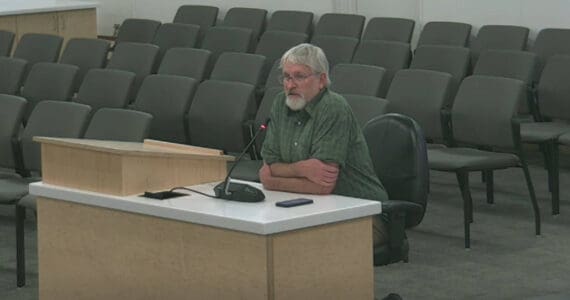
[331,63,386,97]
[265,60,282,89]
[310,35,359,68]
[417,21,471,47]
[22,62,78,121]
[255,31,308,81]
[471,25,529,65]
[60,38,111,92]
[210,52,266,86]
[115,18,161,44]
[0,30,14,56]
[173,5,219,43]
[132,74,197,143]
[0,57,26,95]
[532,28,570,81]
[0,95,26,169]
[222,7,267,41]
[152,23,199,63]
[158,48,211,82]
[537,55,570,120]
[343,94,388,127]
[107,42,159,98]
[314,13,365,38]
[187,80,256,153]
[362,17,415,43]
[84,108,152,142]
[76,69,135,112]
[254,87,282,153]
[363,113,429,227]
[200,26,253,70]
[386,69,453,141]
[13,33,63,76]
[411,45,470,88]
[21,101,91,172]
[267,10,313,35]
[451,75,524,148]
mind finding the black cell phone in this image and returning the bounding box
[142,191,186,200]
[276,198,314,207]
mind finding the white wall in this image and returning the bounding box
[96,0,570,46]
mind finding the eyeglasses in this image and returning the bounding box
[278,73,320,84]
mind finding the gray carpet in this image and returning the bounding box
[1,147,570,300]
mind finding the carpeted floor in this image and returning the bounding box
[1,147,570,300]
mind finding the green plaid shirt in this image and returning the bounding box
[261,88,388,202]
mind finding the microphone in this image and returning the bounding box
[213,118,270,202]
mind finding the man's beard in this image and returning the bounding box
[285,93,308,111]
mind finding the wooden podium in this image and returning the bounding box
[32,137,378,300]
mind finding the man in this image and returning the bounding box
[259,43,389,247]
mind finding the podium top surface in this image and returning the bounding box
[30,180,382,235]
[34,137,234,161]
[0,0,99,16]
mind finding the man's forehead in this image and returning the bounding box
[282,62,312,73]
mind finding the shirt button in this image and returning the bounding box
[297,121,302,126]
[294,142,298,146]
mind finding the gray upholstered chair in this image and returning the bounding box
[331,63,386,97]
[531,28,570,82]
[59,38,111,92]
[362,17,415,43]
[352,40,412,97]
[363,113,429,266]
[210,52,266,87]
[520,55,570,215]
[470,25,529,66]
[200,27,254,74]
[187,80,256,154]
[0,57,26,95]
[221,7,267,42]
[106,42,159,99]
[157,47,211,82]
[172,5,218,44]
[417,21,471,47]
[75,68,135,112]
[255,30,308,83]
[131,74,197,144]
[410,45,470,103]
[342,94,388,127]
[310,35,359,68]
[267,10,313,35]
[21,62,78,121]
[6,101,92,287]
[84,108,152,142]
[314,13,365,38]
[115,18,161,45]
[386,69,453,145]
[0,29,15,56]
[0,95,27,179]
[264,60,282,90]
[151,23,199,63]
[427,75,540,248]
[13,33,63,77]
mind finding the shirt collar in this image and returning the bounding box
[286,88,328,118]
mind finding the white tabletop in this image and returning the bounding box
[0,0,99,16]
[29,180,382,235]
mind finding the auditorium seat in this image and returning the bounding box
[0,57,26,95]
[0,30,14,56]
[59,38,111,92]
[13,33,63,78]
[417,21,471,47]
[173,5,219,44]
[362,17,415,43]
[115,18,161,45]
[157,47,211,82]
[314,13,365,38]
[266,10,313,35]
[75,68,135,112]
[331,63,386,97]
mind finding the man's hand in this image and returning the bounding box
[259,163,273,189]
[295,158,339,186]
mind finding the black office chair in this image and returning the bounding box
[363,113,429,266]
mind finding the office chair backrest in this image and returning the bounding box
[314,13,365,38]
[310,35,359,67]
[115,18,161,44]
[331,63,386,97]
[60,38,111,92]
[157,48,211,82]
[84,108,152,142]
[21,101,91,172]
[363,113,429,227]
[21,62,78,121]
[471,25,529,65]
[0,30,15,56]
[76,69,135,112]
[0,57,26,95]
[152,23,199,63]
[13,33,63,77]
[362,17,415,43]
[452,75,524,148]
[267,10,313,35]
[131,74,197,143]
[352,40,412,97]
[106,42,159,98]
[532,28,570,81]
[210,52,266,86]
[417,21,471,47]
[0,95,27,169]
[343,94,389,127]
[173,5,219,44]
[386,69,453,141]
[187,80,256,153]
[537,55,570,120]
[221,7,267,41]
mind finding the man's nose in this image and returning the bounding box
[284,79,296,89]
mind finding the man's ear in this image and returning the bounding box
[319,73,328,89]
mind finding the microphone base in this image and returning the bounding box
[214,182,265,203]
